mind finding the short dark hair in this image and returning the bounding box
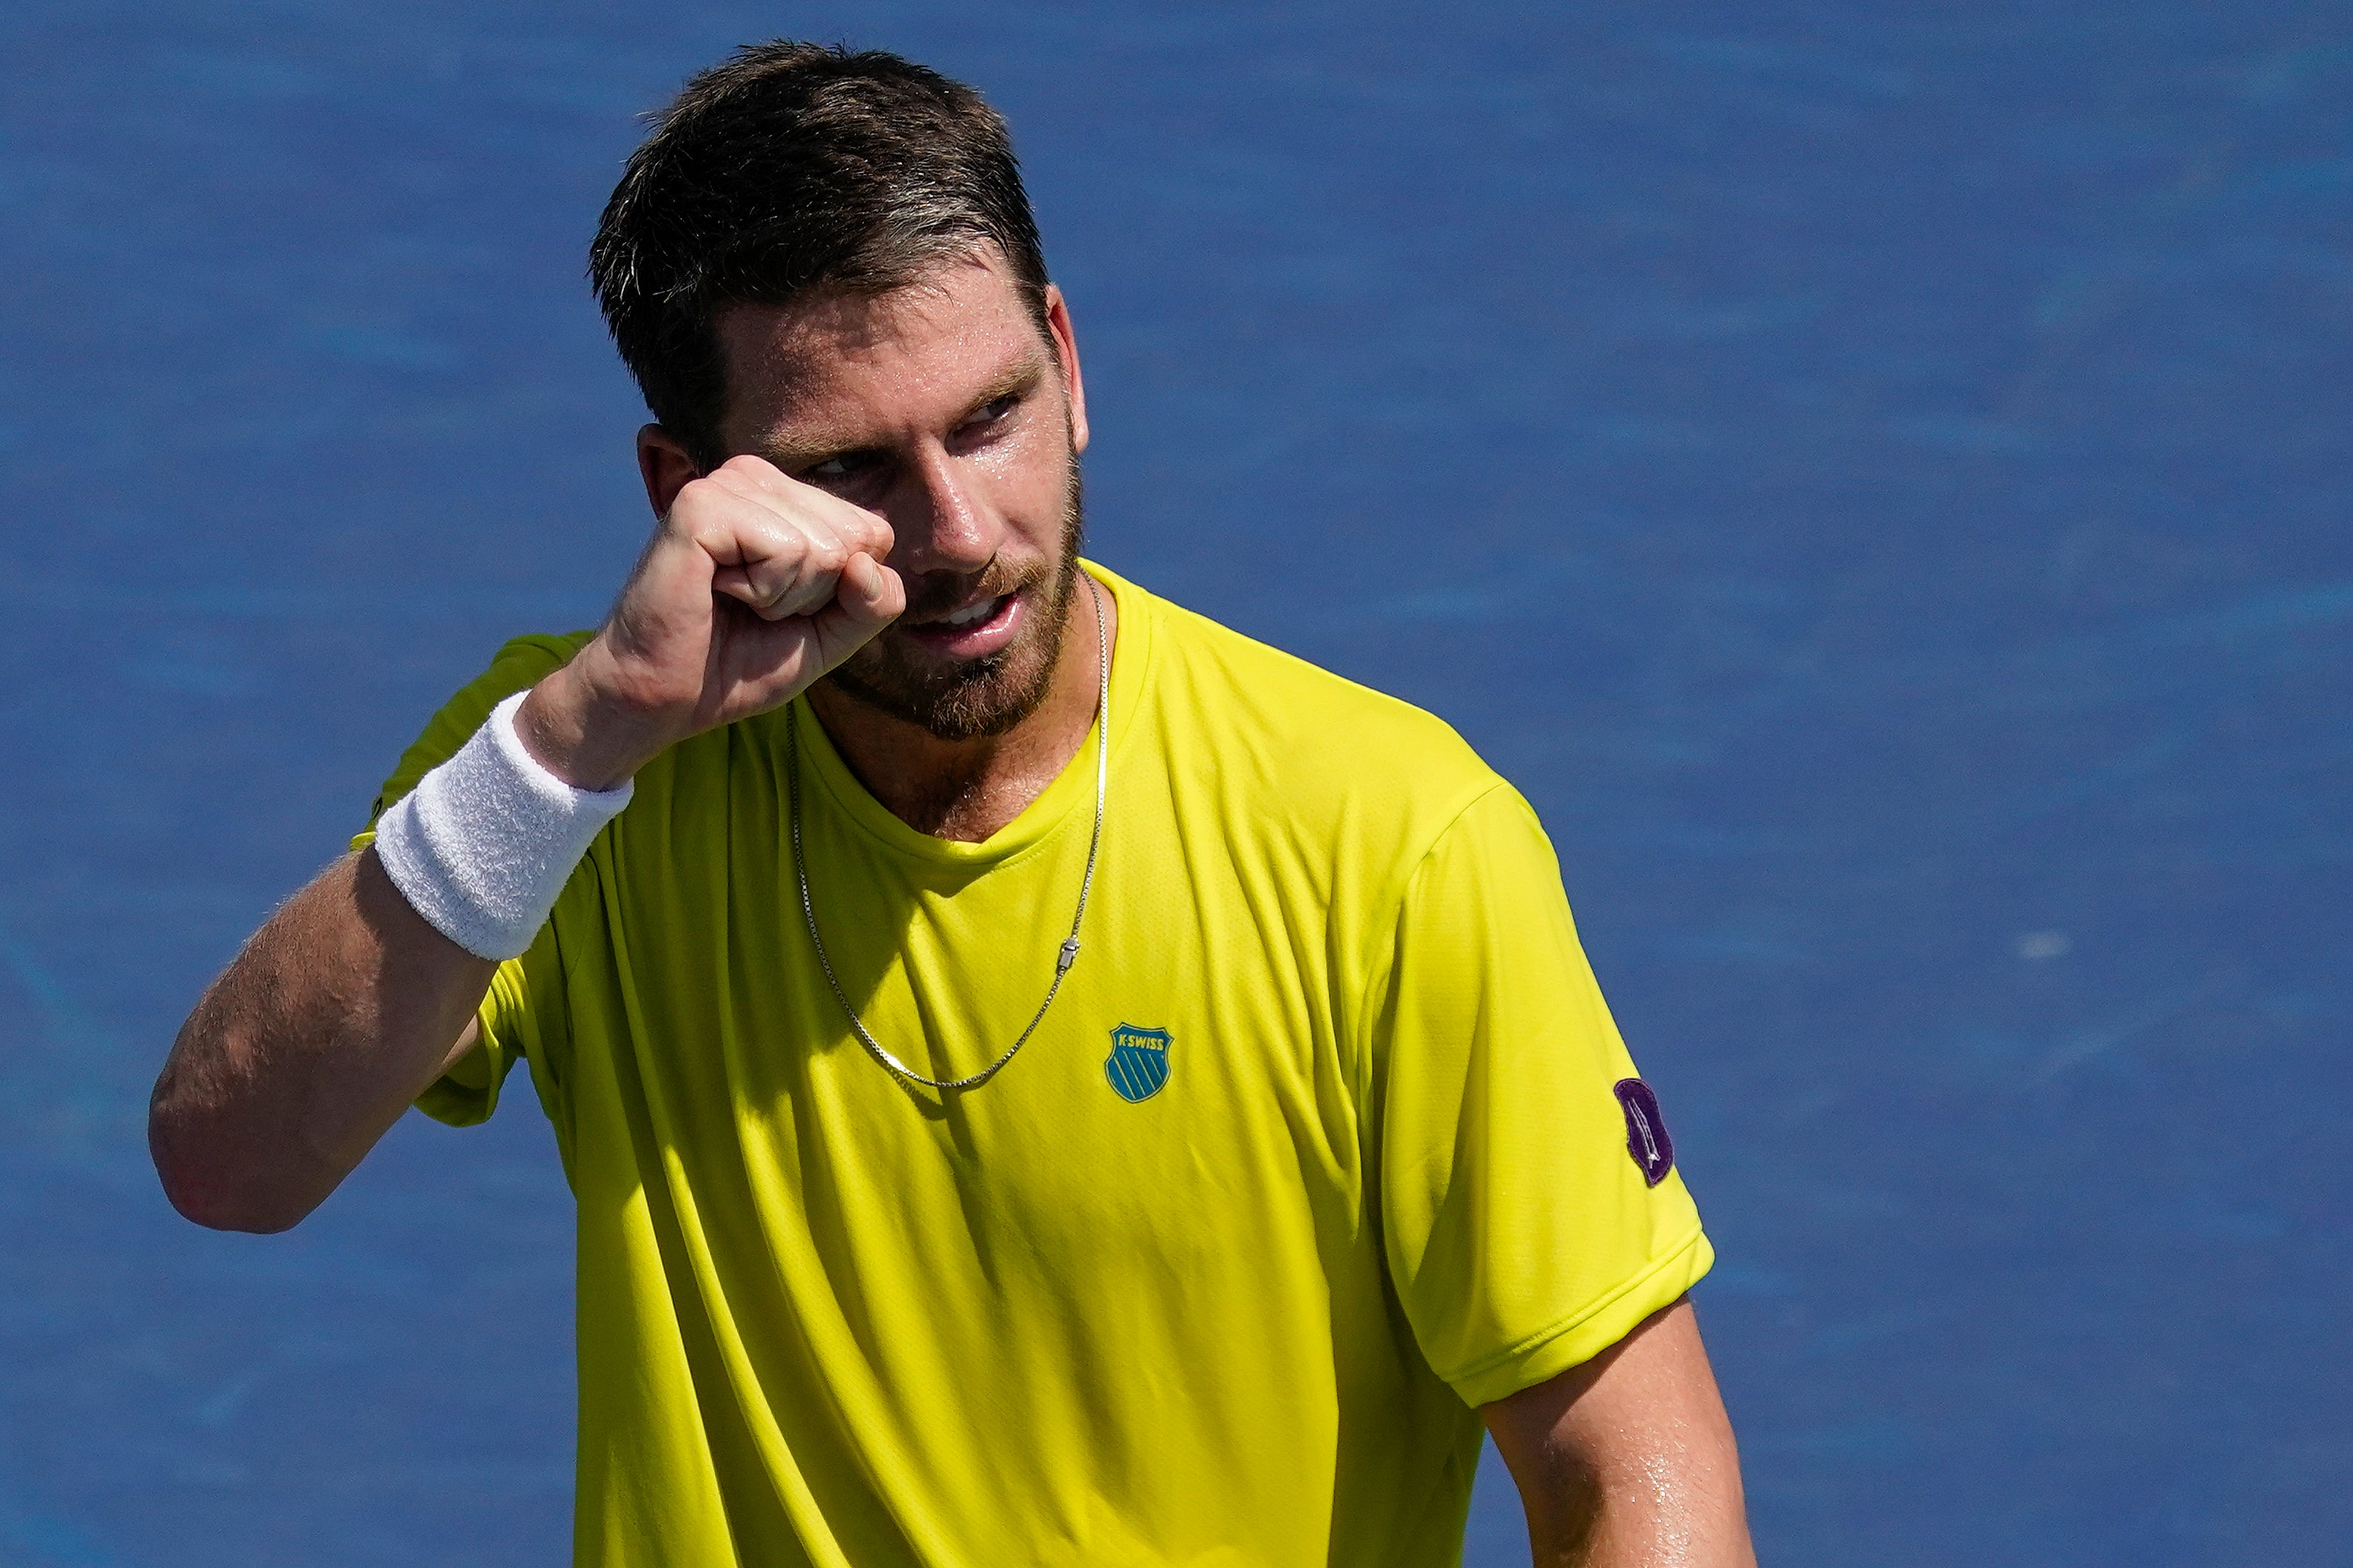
[589,42,1051,470]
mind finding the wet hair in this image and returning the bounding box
[588,41,1051,469]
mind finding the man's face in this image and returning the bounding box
[712,250,1090,741]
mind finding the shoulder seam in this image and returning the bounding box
[1347,777,1517,1098]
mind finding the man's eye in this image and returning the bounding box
[965,395,1018,430]
[807,451,881,479]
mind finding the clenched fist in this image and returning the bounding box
[516,454,907,789]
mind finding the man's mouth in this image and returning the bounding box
[936,594,1006,629]
[900,588,1025,658]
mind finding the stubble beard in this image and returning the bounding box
[821,455,1087,742]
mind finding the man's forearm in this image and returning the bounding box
[1515,1452,1750,1568]
[1485,1299,1756,1568]
[149,847,496,1232]
[149,440,902,1234]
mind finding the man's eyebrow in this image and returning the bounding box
[757,353,1051,471]
[760,431,867,470]
[957,352,1049,418]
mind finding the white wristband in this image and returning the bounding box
[372,692,635,960]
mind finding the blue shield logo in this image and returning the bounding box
[1104,1024,1173,1103]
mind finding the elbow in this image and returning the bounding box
[152,1150,312,1234]
[147,1093,315,1235]
[159,1175,309,1235]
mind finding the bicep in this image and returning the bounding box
[1481,1298,1754,1567]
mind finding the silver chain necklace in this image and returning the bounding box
[787,577,1109,1093]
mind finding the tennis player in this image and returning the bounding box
[150,41,1753,1567]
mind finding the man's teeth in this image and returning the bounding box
[940,596,1003,628]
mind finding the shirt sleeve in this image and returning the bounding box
[1371,784,1713,1408]
[349,631,594,1128]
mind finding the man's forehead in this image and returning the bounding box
[714,252,1045,421]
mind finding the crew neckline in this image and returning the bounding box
[787,560,1156,868]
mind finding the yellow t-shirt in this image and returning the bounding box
[358,562,1711,1568]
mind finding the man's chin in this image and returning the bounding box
[823,633,1060,742]
[828,471,1087,742]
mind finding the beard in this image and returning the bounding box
[821,454,1087,742]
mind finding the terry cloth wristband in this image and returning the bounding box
[372,692,634,961]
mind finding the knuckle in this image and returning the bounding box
[698,466,758,502]
[678,510,731,550]
[670,476,730,521]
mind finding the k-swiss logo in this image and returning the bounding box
[1104,1024,1173,1103]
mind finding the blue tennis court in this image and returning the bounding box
[2,3,2346,1562]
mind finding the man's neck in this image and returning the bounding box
[805,578,1116,843]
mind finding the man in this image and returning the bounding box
[150,41,1753,1568]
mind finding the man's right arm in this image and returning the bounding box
[149,450,904,1233]
[149,846,497,1232]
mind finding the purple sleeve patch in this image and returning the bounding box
[1614,1078,1675,1187]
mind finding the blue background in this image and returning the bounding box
[4,3,2348,1563]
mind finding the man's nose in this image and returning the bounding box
[885,446,1001,578]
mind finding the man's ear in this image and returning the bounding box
[636,425,702,518]
[1042,285,1089,457]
